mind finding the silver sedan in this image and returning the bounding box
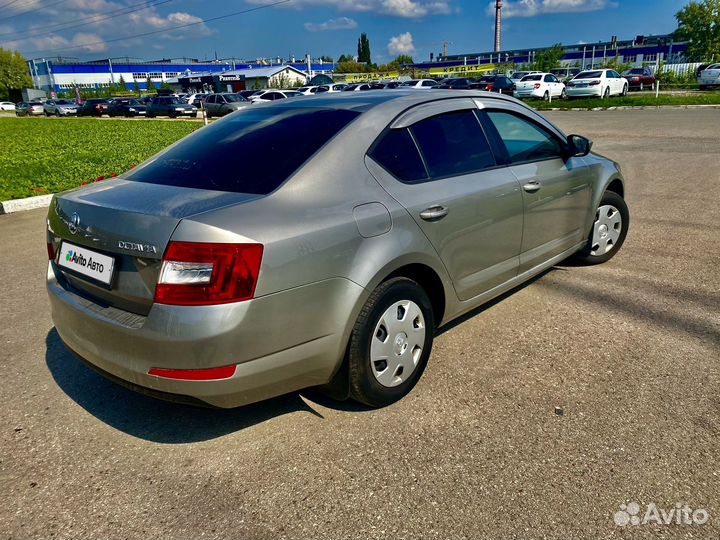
[46,91,629,408]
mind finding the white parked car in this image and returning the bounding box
[0,101,16,111]
[249,89,302,103]
[315,83,347,93]
[295,86,319,95]
[399,79,440,89]
[513,73,566,100]
[566,69,628,99]
[698,63,720,90]
[510,70,542,83]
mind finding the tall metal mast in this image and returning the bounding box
[494,0,503,52]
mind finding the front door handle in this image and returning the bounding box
[523,181,542,193]
[419,205,449,222]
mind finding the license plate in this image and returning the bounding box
[57,242,115,286]
[576,84,588,88]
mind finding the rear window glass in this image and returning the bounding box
[522,75,542,81]
[575,71,603,79]
[127,107,359,195]
[410,110,495,178]
[369,128,428,183]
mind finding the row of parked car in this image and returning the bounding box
[8,64,720,119]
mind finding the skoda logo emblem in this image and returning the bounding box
[69,212,80,234]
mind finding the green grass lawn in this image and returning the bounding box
[533,92,720,110]
[0,118,198,201]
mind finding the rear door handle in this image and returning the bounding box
[419,205,449,222]
[523,181,542,193]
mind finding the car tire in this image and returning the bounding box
[561,88,567,99]
[543,90,550,101]
[55,110,61,117]
[621,84,628,96]
[573,190,629,265]
[640,82,644,91]
[348,277,435,408]
[602,86,610,99]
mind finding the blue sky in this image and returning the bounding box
[1,0,690,61]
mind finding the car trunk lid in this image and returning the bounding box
[48,180,259,315]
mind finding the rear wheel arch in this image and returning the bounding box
[319,262,447,402]
[385,263,446,325]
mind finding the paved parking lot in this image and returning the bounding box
[1,109,718,539]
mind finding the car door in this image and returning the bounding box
[204,94,216,114]
[548,74,563,96]
[480,107,593,272]
[365,99,524,301]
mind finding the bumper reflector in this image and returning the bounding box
[148,365,237,381]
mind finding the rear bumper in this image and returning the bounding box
[48,265,365,407]
[513,89,544,99]
[566,87,603,98]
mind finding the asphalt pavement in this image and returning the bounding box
[0,109,718,539]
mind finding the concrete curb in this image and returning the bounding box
[0,194,53,215]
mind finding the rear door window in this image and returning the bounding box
[369,129,428,183]
[127,107,360,195]
[410,110,496,179]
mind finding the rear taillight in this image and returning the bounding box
[154,242,263,306]
[534,83,541,89]
[487,84,494,91]
[47,241,56,261]
[590,81,601,86]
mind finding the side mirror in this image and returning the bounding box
[567,134,593,157]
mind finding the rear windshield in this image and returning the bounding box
[575,71,603,79]
[126,107,360,195]
[223,94,246,102]
[521,75,542,81]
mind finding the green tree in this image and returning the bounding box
[394,54,414,65]
[117,74,128,92]
[674,0,720,62]
[337,53,354,63]
[530,43,565,72]
[601,56,632,74]
[320,55,333,63]
[335,60,366,73]
[0,48,33,101]
[145,76,156,94]
[357,33,371,65]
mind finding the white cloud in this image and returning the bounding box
[71,32,107,53]
[127,10,213,40]
[486,0,617,18]
[7,1,211,54]
[247,0,453,18]
[304,17,358,31]
[388,32,415,55]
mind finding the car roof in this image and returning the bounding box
[264,89,522,114]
